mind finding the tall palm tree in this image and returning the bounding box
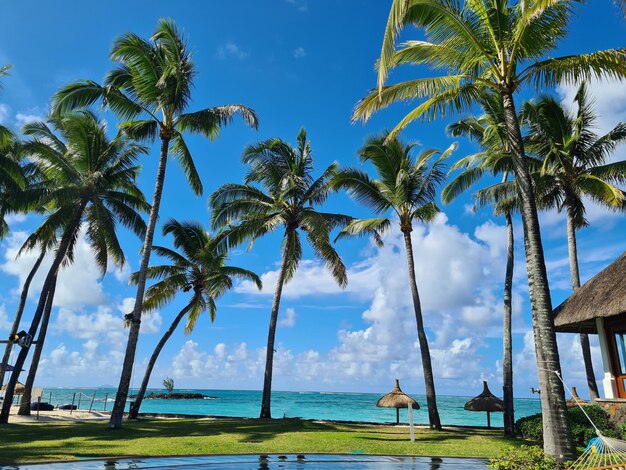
[522,82,626,399]
[0,129,53,389]
[442,92,521,435]
[52,19,258,428]
[352,1,625,459]
[128,219,261,418]
[0,111,149,423]
[210,128,350,419]
[332,133,456,430]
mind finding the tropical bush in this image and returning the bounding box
[516,405,619,446]
[488,445,555,470]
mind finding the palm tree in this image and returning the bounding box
[128,219,261,418]
[442,93,521,435]
[352,1,625,459]
[210,128,350,419]
[332,132,456,430]
[0,111,149,423]
[521,82,626,400]
[51,19,258,428]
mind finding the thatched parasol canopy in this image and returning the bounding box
[376,379,419,425]
[1,381,25,393]
[554,252,626,334]
[376,378,419,409]
[464,381,504,428]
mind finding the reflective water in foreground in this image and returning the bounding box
[2,454,489,469]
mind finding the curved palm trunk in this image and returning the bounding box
[18,274,57,415]
[503,211,515,436]
[501,90,574,461]
[129,301,193,419]
[566,208,599,401]
[0,250,45,389]
[109,135,170,429]
[259,233,291,419]
[401,228,441,430]
[0,206,84,424]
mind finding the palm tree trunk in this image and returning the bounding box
[401,227,441,430]
[500,90,574,461]
[566,207,599,400]
[0,205,85,424]
[0,250,45,389]
[503,211,515,436]
[129,301,193,419]
[259,232,291,419]
[17,274,57,416]
[109,135,170,429]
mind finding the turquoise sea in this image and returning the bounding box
[37,388,541,427]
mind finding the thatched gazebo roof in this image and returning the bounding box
[376,379,419,410]
[1,381,25,393]
[554,252,626,334]
[464,381,505,413]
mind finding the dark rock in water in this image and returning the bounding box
[144,392,219,400]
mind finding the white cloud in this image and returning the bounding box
[280,307,296,327]
[0,103,9,124]
[0,304,11,332]
[1,229,137,310]
[293,47,306,59]
[15,111,44,126]
[285,0,308,12]
[217,42,249,60]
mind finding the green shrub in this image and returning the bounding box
[488,445,556,470]
[515,405,617,447]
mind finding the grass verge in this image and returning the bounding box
[0,418,529,464]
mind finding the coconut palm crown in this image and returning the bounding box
[210,128,350,419]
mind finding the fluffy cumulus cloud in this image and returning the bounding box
[164,215,540,393]
[280,307,296,327]
[0,230,134,309]
[217,41,249,60]
[293,47,306,59]
[0,103,9,124]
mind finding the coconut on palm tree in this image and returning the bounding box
[353,1,625,459]
[52,19,258,428]
[210,128,350,419]
[442,92,526,436]
[0,111,149,423]
[128,219,262,418]
[333,132,456,430]
[522,82,626,399]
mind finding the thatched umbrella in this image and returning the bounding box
[566,386,588,407]
[464,381,504,428]
[1,381,25,393]
[376,379,419,441]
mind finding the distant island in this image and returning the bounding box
[129,392,219,400]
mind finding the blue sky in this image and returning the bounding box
[0,1,624,399]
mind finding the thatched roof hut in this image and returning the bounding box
[464,381,504,428]
[1,381,25,393]
[376,379,419,425]
[554,252,626,334]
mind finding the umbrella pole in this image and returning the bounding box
[396,407,399,424]
[487,411,491,428]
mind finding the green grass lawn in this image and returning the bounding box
[0,418,530,464]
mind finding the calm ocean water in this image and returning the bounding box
[38,388,541,427]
